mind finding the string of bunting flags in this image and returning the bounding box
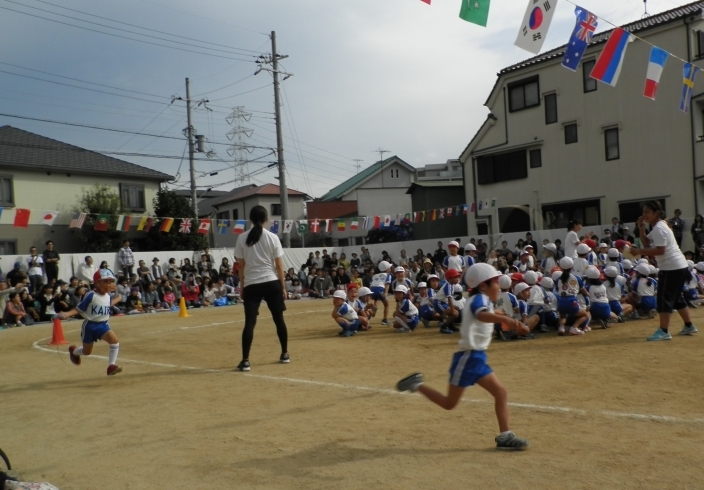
[0,199,498,235]
[423,0,701,113]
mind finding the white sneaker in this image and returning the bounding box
[583,325,591,332]
[569,327,584,336]
[558,326,565,336]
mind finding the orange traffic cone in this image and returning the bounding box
[178,297,189,318]
[50,317,69,345]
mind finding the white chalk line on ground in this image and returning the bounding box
[31,334,704,425]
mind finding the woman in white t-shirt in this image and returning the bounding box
[233,205,290,371]
[564,220,593,259]
[629,200,697,341]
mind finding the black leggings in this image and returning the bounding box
[242,280,288,360]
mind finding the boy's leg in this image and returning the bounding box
[476,373,509,432]
[102,330,120,366]
[382,298,389,320]
[418,383,465,410]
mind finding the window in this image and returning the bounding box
[233,209,239,220]
[529,149,542,168]
[583,60,597,93]
[271,203,282,216]
[120,184,145,211]
[390,168,399,179]
[544,93,557,124]
[338,238,349,247]
[499,205,530,233]
[0,240,16,255]
[0,175,13,207]
[697,30,704,58]
[216,210,230,220]
[605,128,620,160]
[508,76,540,112]
[564,123,578,144]
[477,222,489,235]
[542,199,601,230]
[619,199,666,223]
[476,150,528,185]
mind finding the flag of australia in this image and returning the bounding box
[562,7,598,71]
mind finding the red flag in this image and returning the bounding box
[13,208,30,227]
[373,216,381,229]
[421,0,431,4]
[350,219,358,231]
[470,203,476,212]
[310,219,320,233]
[197,219,211,234]
[144,217,154,232]
[325,219,333,233]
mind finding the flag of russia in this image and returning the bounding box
[644,47,669,100]
[590,28,634,87]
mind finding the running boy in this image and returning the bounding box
[61,269,123,376]
[396,263,529,450]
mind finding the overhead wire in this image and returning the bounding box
[280,80,313,196]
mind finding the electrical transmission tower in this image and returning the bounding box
[226,106,255,185]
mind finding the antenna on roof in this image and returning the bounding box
[642,0,649,19]
[352,159,364,174]
[373,148,389,163]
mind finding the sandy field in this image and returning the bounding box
[1,299,703,490]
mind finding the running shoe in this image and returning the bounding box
[678,324,698,336]
[599,319,609,329]
[495,432,529,450]
[68,345,81,366]
[236,360,251,371]
[15,322,24,328]
[648,309,658,319]
[439,325,454,334]
[569,327,584,336]
[396,372,423,393]
[583,325,591,332]
[106,364,122,376]
[617,314,626,323]
[558,325,565,336]
[395,326,410,333]
[280,352,290,363]
[647,328,672,341]
[343,330,354,337]
[630,311,641,320]
[421,318,430,329]
[380,319,391,326]
[539,324,549,333]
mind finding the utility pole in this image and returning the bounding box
[185,78,197,217]
[271,31,290,248]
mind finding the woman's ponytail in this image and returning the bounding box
[246,205,267,246]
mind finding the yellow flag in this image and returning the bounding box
[137,216,148,231]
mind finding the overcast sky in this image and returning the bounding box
[0,0,686,198]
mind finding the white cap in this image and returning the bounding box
[448,240,460,248]
[551,270,562,282]
[498,275,512,290]
[357,287,372,296]
[524,244,534,250]
[523,271,538,285]
[520,250,530,256]
[635,263,651,275]
[687,260,695,270]
[622,259,634,270]
[464,263,501,289]
[543,243,557,253]
[514,283,531,296]
[576,243,591,255]
[464,243,476,251]
[394,285,409,294]
[378,261,392,272]
[559,256,574,269]
[540,277,554,289]
[584,266,601,279]
[332,290,347,299]
[695,263,704,272]
[604,266,619,278]
[648,265,657,275]
[426,274,439,281]
[417,282,428,288]
[599,243,608,248]
[394,266,405,273]
[637,258,649,265]
[607,248,620,258]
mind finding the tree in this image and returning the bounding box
[143,189,208,251]
[75,185,124,252]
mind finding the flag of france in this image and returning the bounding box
[644,47,669,100]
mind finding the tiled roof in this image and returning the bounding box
[0,125,173,180]
[201,183,309,212]
[499,1,704,75]
[319,156,414,201]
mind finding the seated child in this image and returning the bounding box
[288,278,303,300]
[626,263,657,319]
[539,277,560,329]
[524,271,548,333]
[163,286,176,309]
[584,266,617,328]
[555,257,589,336]
[347,284,370,330]
[683,261,700,308]
[416,281,441,328]
[433,269,462,334]
[332,290,358,337]
[391,266,413,293]
[357,287,377,320]
[603,266,632,321]
[125,287,144,314]
[392,285,419,333]
[512,283,536,338]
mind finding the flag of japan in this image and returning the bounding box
[42,211,58,226]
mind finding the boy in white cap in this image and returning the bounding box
[573,243,592,277]
[555,257,590,336]
[604,248,625,275]
[597,243,609,267]
[625,263,658,319]
[603,266,632,322]
[396,263,529,450]
[539,244,558,273]
[392,285,419,332]
[357,286,377,320]
[62,269,123,376]
[391,266,413,294]
[369,261,393,325]
[443,241,466,273]
[524,271,549,333]
[347,284,370,330]
[417,279,442,328]
[539,277,560,329]
[464,243,477,266]
[434,268,462,334]
[332,290,359,337]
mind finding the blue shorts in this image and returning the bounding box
[609,300,623,315]
[448,350,493,388]
[338,319,359,332]
[543,311,559,326]
[684,289,699,301]
[405,315,419,330]
[557,296,580,316]
[81,320,110,344]
[434,301,449,315]
[590,302,611,321]
[638,296,657,311]
[527,304,543,318]
[419,305,435,319]
[370,287,387,302]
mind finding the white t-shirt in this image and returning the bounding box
[646,221,688,271]
[234,227,284,287]
[27,255,44,276]
[458,294,494,351]
[565,231,580,258]
[77,291,111,322]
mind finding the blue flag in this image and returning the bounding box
[562,6,598,72]
[270,220,279,233]
[217,219,229,235]
[680,63,700,113]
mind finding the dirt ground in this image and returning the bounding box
[1,299,703,490]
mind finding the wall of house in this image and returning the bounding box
[463,20,702,235]
[410,186,467,240]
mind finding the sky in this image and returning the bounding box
[0,0,687,198]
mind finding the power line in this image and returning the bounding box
[208,84,272,102]
[0,141,227,161]
[192,74,254,97]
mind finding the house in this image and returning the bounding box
[199,183,310,247]
[0,126,173,254]
[460,2,704,237]
[416,159,463,182]
[307,156,417,246]
[406,181,467,240]
[173,189,229,211]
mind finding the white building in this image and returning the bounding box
[461,2,704,237]
[416,159,463,182]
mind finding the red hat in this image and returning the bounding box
[346,283,358,291]
[614,239,627,249]
[444,269,461,280]
[510,272,524,282]
[584,239,597,249]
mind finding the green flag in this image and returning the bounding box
[297,221,308,234]
[459,0,490,27]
